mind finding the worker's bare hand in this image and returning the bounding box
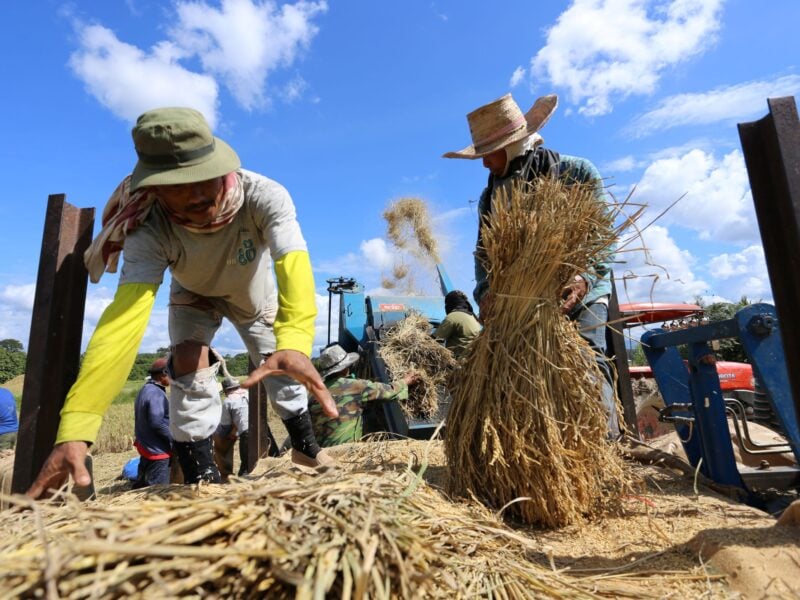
[26,441,92,499]
[560,275,588,314]
[242,349,339,419]
[403,371,421,386]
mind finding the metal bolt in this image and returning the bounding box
[748,314,775,336]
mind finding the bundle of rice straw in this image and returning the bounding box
[445,178,630,528]
[378,312,457,419]
[0,453,651,599]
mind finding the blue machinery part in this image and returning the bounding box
[326,264,457,439]
[643,303,800,506]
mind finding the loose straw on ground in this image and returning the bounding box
[0,441,706,599]
[445,178,631,528]
[378,312,456,419]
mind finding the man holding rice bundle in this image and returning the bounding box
[443,93,619,437]
[28,107,338,498]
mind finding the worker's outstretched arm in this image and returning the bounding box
[242,250,338,418]
[27,282,157,498]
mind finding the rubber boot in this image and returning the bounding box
[173,438,222,484]
[282,412,335,469]
[238,431,251,476]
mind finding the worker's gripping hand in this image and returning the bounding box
[26,441,91,499]
[560,275,588,314]
[242,349,339,419]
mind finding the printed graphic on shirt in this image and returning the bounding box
[237,239,256,265]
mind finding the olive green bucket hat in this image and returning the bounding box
[130,107,241,191]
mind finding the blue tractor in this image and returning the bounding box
[324,264,456,439]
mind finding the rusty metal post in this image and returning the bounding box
[738,96,800,424]
[246,360,276,472]
[11,196,94,493]
[606,277,638,437]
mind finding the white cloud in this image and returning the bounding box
[509,65,526,88]
[170,0,327,110]
[69,24,221,126]
[626,75,800,137]
[69,0,327,122]
[532,0,723,116]
[634,148,758,243]
[706,244,771,301]
[616,224,709,304]
[601,155,640,173]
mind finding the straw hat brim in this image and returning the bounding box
[443,94,558,160]
[130,136,241,191]
[320,352,360,379]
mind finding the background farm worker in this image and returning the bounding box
[0,387,18,450]
[309,344,419,447]
[132,357,172,488]
[433,290,481,360]
[443,93,619,437]
[28,107,338,497]
[213,377,251,481]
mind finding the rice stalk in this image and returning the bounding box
[378,312,457,419]
[445,177,632,528]
[0,445,665,599]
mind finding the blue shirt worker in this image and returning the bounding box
[443,93,619,437]
[0,388,18,450]
[133,357,172,487]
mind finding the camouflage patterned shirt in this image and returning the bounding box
[309,376,408,447]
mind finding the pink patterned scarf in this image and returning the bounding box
[84,172,243,283]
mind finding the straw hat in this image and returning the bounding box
[443,94,558,159]
[315,344,360,380]
[130,107,241,191]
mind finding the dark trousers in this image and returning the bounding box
[132,456,170,488]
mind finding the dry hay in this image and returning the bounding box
[382,197,440,263]
[446,178,631,528]
[0,455,638,599]
[378,312,457,419]
[381,198,439,293]
[0,439,743,599]
[6,440,796,598]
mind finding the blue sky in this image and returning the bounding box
[1,0,797,356]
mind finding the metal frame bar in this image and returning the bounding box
[606,276,638,436]
[11,196,94,494]
[738,96,800,434]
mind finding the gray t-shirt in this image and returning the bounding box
[120,169,307,324]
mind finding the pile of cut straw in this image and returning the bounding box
[445,178,630,528]
[0,450,647,599]
[378,312,457,419]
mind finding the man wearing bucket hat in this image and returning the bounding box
[308,344,419,448]
[28,107,339,497]
[443,93,618,437]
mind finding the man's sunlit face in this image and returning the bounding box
[154,177,225,225]
[482,149,507,176]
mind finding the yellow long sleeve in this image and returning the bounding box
[273,250,317,357]
[56,282,158,444]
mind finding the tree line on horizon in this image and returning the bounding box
[0,337,251,385]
